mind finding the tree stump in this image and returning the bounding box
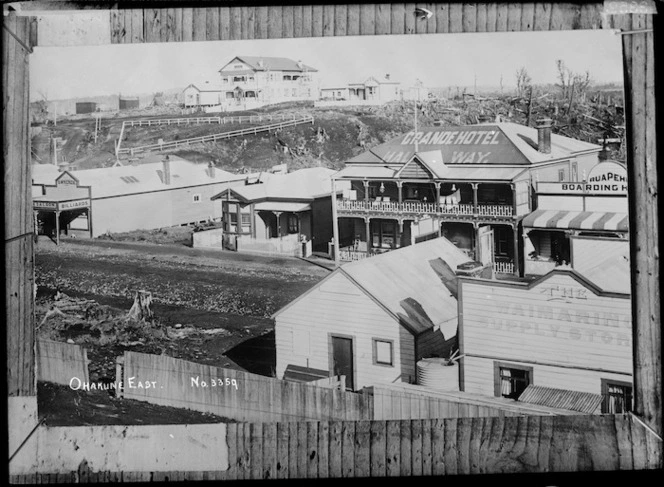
[126,290,154,322]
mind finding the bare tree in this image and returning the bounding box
[515,67,532,98]
[556,59,592,99]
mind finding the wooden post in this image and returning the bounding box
[55,210,60,245]
[4,13,36,395]
[397,181,403,204]
[331,178,339,265]
[471,183,479,216]
[365,217,371,252]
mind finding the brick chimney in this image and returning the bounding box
[162,155,171,185]
[385,73,391,80]
[535,118,553,154]
[207,161,216,178]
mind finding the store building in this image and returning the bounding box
[457,267,632,413]
[31,156,248,241]
[319,75,401,105]
[182,82,222,108]
[331,119,602,276]
[207,167,348,256]
[522,160,629,276]
[273,237,476,391]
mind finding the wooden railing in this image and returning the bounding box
[122,113,302,129]
[337,199,513,218]
[118,115,314,155]
[493,261,515,274]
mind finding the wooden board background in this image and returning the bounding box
[4,0,660,464]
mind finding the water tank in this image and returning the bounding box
[416,357,459,392]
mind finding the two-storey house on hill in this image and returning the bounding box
[218,56,318,110]
[331,119,602,276]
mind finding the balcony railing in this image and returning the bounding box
[337,199,513,218]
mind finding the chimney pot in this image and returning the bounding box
[536,118,553,154]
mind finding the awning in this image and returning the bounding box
[282,364,329,383]
[522,209,629,232]
[253,201,311,213]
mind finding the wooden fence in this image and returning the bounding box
[117,115,314,155]
[8,415,661,482]
[36,339,89,386]
[119,351,372,422]
[369,384,580,420]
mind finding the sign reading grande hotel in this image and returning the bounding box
[539,161,628,195]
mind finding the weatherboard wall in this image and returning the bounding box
[458,272,632,398]
[275,271,416,389]
[89,182,230,237]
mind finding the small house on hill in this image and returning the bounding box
[273,237,477,391]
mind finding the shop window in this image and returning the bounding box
[192,194,201,203]
[287,214,299,234]
[493,362,533,400]
[558,169,565,181]
[372,339,394,366]
[372,221,396,249]
[601,379,633,413]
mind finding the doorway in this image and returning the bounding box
[330,335,354,390]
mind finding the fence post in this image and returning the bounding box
[115,355,125,398]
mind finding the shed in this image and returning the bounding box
[273,237,474,391]
[75,102,97,114]
[119,97,140,110]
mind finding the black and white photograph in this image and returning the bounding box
[4,2,661,484]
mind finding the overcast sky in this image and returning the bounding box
[31,29,623,101]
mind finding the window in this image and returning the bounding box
[558,169,565,182]
[241,213,251,225]
[192,194,201,203]
[493,362,533,399]
[372,339,394,366]
[229,213,238,224]
[601,379,633,413]
[287,214,299,233]
[233,64,243,69]
[571,161,578,181]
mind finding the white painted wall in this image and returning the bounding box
[459,273,632,396]
[275,272,415,389]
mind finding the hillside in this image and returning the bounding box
[31,89,625,173]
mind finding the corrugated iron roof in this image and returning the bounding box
[282,364,329,382]
[221,56,318,73]
[518,385,604,414]
[341,237,473,337]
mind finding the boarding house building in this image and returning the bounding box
[331,118,602,276]
[216,56,318,110]
[31,156,247,242]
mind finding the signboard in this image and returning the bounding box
[538,161,628,196]
[370,126,531,165]
[55,171,80,187]
[59,199,91,211]
[34,201,57,210]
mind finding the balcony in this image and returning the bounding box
[336,199,514,219]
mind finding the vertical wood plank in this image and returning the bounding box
[347,4,360,36]
[318,421,329,478]
[448,2,463,33]
[475,3,487,32]
[399,420,412,476]
[110,9,125,43]
[334,4,348,36]
[276,422,289,479]
[301,5,313,38]
[469,416,486,475]
[262,422,277,480]
[462,3,477,33]
[250,423,263,480]
[218,7,230,41]
[386,420,401,476]
[291,5,303,38]
[267,6,283,41]
[435,3,449,33]
[359,3,375,35]
[443,417,458,475]
[242,6,255,40]
[456,417,472,474]
[415,3,429,34]
[224,423,237,480]
[534,3,552,30]
[206,7,220,41]
[421,418,432,475]
[288,422,298,478]
[192,8,207,42]
[431,418,445,475]
[390,3,406,35]
[411,419,423,476]
[229,7,242,40]
[520,3,536,31]
[322,4,335,36]
[354,420,370,477]
[404,3,416,34]
[235,423,247,480]
[282,5,294,38]
[375,3,391,35]
[495,3,508,31]
[579,2,603,29]
[255,6,268,39]
[329,421,343,477]
[485,3,498,32]
[370,420,386,477]
[312,5,324,38]
[181,8,192,42]
[507,3,522,31]
[297,421,308,478]
[307,421,319,478]
[144,9,160,43]
[342,421,356,477]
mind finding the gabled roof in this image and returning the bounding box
[32,156,244,199]
[273,237,473,339]
[344,123,601,168]
[393,150,447,179]
[183,82,223,93]
[219,56,317,73]
[211,167,343,203]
